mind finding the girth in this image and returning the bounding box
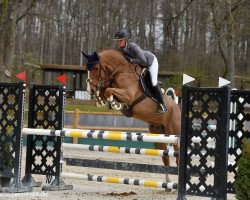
[121,93,147,117]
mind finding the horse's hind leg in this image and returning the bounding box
[173,144,180,166]
[148,124,171,185]
[169,105,181,167]
[156,143,170,166]
[149,124,170,165]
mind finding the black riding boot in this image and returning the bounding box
[153,84,167,114]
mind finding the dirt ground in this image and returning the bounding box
[0,148,237,200]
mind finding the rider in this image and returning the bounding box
[114,28,167,114]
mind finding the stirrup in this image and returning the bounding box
[157,104,167,115]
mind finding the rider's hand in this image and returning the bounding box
[124,55,132,63]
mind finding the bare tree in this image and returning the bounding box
[0,0,37,82]
[210,0,245,87]
[0,0,16,82]
[0,0,248,87]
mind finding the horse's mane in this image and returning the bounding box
[98,48,124,56]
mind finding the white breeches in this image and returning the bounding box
[148,55,159,86]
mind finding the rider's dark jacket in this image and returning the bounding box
[120,42,154,67]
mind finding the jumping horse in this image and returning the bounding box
[82,49,181,183]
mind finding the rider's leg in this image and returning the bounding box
[148,55,167,114]
[153,84,167,114]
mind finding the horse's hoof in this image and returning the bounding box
[100,100,107,107]
[96,101,102,107]
[165,174,171,182]
[111,103,122,110]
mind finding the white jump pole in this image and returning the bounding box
[62,143,179,157]
[61,172,178,190]
[22,128,216,144]
[22,128,180,144]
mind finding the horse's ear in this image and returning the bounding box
[81,51,89,59]
[93,51,100,60]
[84,51,100,71]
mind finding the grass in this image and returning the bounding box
[23,99,114,126]
[65,104,110,112]
[23,99,114,115]
[65,99,116,112]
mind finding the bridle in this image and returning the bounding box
[86,61,125,94]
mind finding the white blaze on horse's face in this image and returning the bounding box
[86,64,108,107]
[87,64,101,95]
[86,71,91,93]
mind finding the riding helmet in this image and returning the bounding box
[114,29,130,40]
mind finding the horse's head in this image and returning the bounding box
[82,49,133,107]
[82,49,125,95]
[81,51,101,97]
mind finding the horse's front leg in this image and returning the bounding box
[104,87,130,110]
[94,90,109,107]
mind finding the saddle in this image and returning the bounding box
[140,68,162,102]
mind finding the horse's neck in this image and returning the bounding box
[104,57,126,73]
[102,50,143,91]
[113,63,143,93]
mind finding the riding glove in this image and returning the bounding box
[124,55,132,63]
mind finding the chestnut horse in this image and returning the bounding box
[82,49,181,182]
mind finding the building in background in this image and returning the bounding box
[39,64,90,99]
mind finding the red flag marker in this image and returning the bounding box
[16,71,26,82]
[175,88,179,97]
[56,74,66,85]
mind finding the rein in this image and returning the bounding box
[102,62,142,88]
[129,64,141,81]
[108,62,124,81]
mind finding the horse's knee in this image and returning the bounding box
[156,143,167,150]
[104,88,112,98]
